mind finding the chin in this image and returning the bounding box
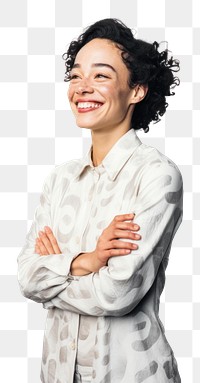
[77,125,93,130]
[74,121,93,130]
[75,119,100,130]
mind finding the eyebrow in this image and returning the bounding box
[72,63,116,73]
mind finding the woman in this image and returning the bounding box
[18,19,183,383]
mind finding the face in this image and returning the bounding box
[67,38,137,133]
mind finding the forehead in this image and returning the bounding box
[74,38,125,67]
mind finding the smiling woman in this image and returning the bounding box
[66,37,148,140]
[63,18,180,134]
[17,18,183,383]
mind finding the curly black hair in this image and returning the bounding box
[62,18,180,133]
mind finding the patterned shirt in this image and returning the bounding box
[17,128,183,383]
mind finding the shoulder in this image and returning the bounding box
[42,158,82,192]
[137,143,183,190]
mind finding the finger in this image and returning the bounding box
[44,226,62,254]
[36,237,49,256]
[36,238,48,255]
[112,229,141,241]
[105,214,136,240]
[38,231,55,254]
[104,248,133,257]
[110,239,138,250]
[106,226,141,242]
[104,238,138,251]
[35,243,42,255]
[115,222,140,231]
[113,213,135,223]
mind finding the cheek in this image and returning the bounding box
[67,85,74,102]
[100,81,129,103]
[100,84,119,102]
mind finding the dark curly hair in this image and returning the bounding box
[62,18,180,133]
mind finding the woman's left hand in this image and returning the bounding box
[35,226,62,256]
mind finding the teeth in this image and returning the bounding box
[77,102,102,109]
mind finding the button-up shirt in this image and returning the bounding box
[17,128,183,383]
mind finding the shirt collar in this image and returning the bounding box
[74,129,142,181]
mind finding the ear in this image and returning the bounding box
[129,84,148,104]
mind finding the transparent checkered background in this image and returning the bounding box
[0,0,199,382]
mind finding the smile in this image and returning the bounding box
[76,102,103,112]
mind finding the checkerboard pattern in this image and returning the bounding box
[0,0,199,382]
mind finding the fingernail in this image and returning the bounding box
[132,244,138,249]
[135,234,141,239]
[44,226,51,232]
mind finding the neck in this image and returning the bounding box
[91,127,130,167]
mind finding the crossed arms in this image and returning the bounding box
[35,212,141,276]
[17,163,183,316]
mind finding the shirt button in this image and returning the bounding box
[88,187,94,201]
[92,370,96,379]
[69,341,76,350]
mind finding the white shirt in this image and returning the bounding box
[17,128,183,383]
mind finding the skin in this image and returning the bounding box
[35,214,141,274]
[68,38,147,166]
[35,38,148,275]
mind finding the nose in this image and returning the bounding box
[75,78,94,95]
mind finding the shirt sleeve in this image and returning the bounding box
[42,162,183,316]
[17,167,81,303]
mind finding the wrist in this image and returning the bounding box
[70,251,94,276]
[70,250,106,276]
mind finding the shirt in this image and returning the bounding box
[17,128,183,383]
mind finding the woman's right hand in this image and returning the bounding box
[71,213,141,275]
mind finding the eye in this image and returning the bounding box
[69,74,80,80]
[95,73,109,79]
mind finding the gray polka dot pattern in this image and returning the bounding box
[17,129,183,382]
[135,361,158,382]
